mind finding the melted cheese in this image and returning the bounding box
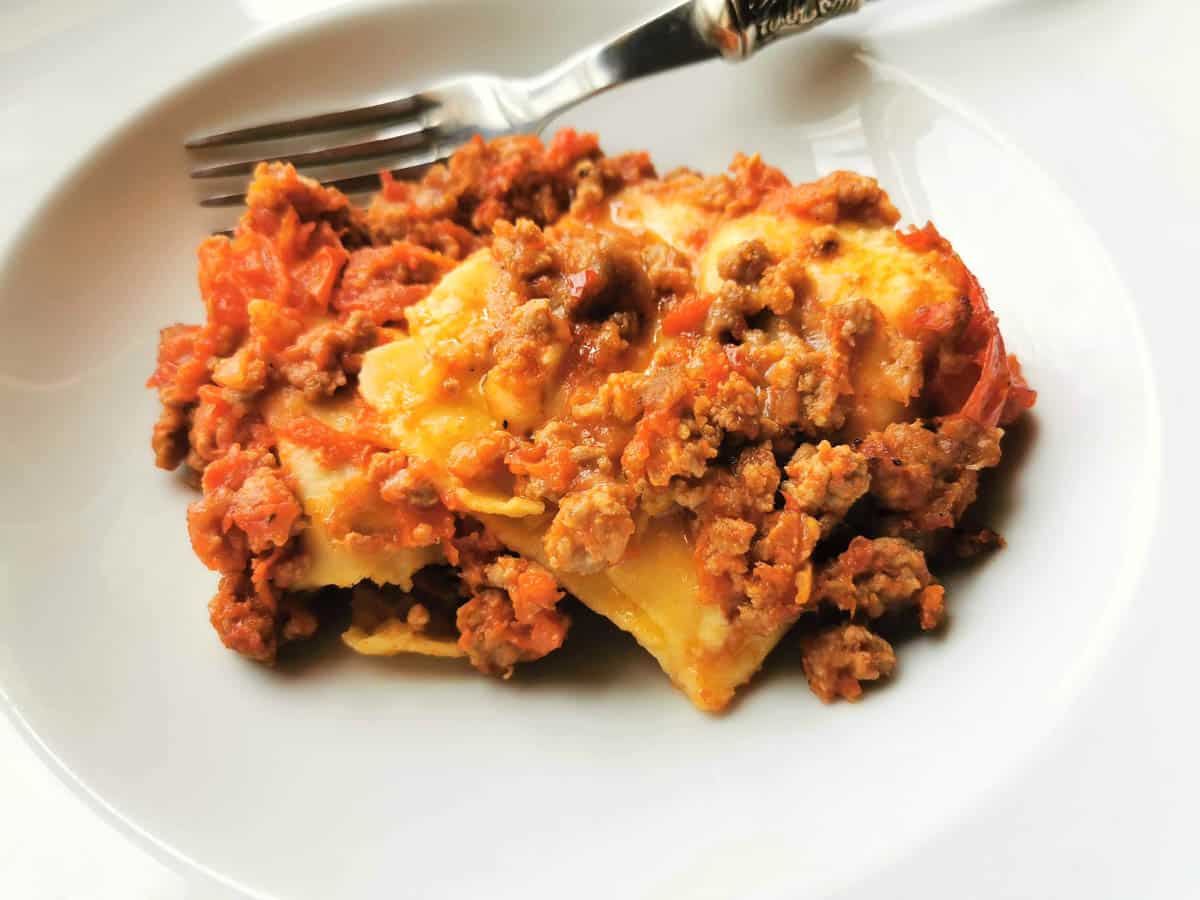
[610,187,718,252]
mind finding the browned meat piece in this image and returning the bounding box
[762,343,846,436]
[544,482,636,574]
[697,444,781,522]
[488,297,572,418]
[211,344,269,395]
[708,246,807,340]
[456,557,569,677]
[641,239,695,301]
[490,215,656,331]
[753,509,820,568]
[361,453,456,549]
[691,445,819,631]
[768,170,901,226]
[148,323,210,408]
[209,572,277,663]
[859,417,1002,532]
[567,151,658,217]
[332,242,456,324]
[717,238,773,285]
[186,385,265,473]
[151,404,190,471]
[952,527,1006,559]
[244,159,353,224]
[275,310,377,400]
[813,536,945,630]
[208,558,317,664]
[376,461,442,509]
[490,217,556,287]
[702,371,762,437]
[365,130,648,242]
[800,623,896,702]
[187,447,304,575]
[147,324,243,480]
[698,516,758,581]
[621,406,722,490]
[783,440,871,535]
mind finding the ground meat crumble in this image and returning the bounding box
[800,623,897,702]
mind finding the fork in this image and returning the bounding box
[189,0,873,207]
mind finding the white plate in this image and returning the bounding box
[1,1,1197,898]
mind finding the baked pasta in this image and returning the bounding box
[148,130,1035,711]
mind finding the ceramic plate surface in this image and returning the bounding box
[0,2,1194,898]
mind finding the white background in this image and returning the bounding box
[2,1,1198,898]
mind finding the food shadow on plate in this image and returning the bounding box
[762,37,873,132]
[276,591,658,693]
[938,412,1039,579]
[506,599,666,695]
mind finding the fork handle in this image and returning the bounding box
[527,0,870,123]
[695,0,869,59]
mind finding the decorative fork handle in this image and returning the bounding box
[527,0,871,123]
[696,0,868,59]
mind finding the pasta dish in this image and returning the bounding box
[148,130,1035,711]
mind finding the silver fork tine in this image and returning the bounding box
[197,194,253,209]
[197,148,454,208]
[190,0,876,214]
[190,122,442,179]
[184,93,435,149]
